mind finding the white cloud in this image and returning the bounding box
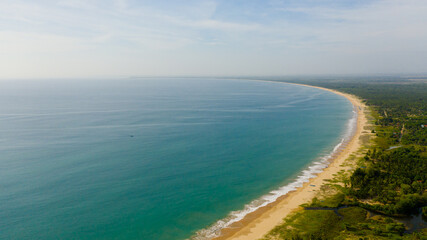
[0,0,427,78]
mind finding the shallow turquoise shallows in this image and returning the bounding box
[0,78,352,240]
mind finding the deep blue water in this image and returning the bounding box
[0,78,352,240]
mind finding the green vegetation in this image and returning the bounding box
[259,77,427,240]
[262,207,410,240]
[286,79,427,147]
[263,209,341,240]
[304,193,345,208]
[350,147,427,215]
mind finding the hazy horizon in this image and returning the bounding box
[1,0,427,79]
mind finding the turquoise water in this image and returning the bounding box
[0,78,352,240]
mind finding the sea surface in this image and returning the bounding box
[0,78,353,240]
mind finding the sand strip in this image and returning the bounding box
[213,82,368,240]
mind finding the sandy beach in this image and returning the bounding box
[213,82,368,240]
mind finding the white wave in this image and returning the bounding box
[190,106,358,240]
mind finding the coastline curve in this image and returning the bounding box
[190,81,366,240]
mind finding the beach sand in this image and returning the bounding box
[213,83,368,240]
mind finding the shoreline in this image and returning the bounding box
[208,82,368,240]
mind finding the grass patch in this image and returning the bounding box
[339,207,367,224]
[262,210,341,240]
[305,193,345,208]
[262,207,410,240]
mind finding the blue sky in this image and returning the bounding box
[1,0,427,78]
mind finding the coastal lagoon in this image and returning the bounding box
[0,78,353,240]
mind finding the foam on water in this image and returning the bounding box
[191,108,357,240]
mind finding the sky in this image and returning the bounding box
[1,0,427,78]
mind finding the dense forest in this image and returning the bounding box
[256,77,427,239]
[351,147,427,215]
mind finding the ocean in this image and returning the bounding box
[0,78,353,240]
